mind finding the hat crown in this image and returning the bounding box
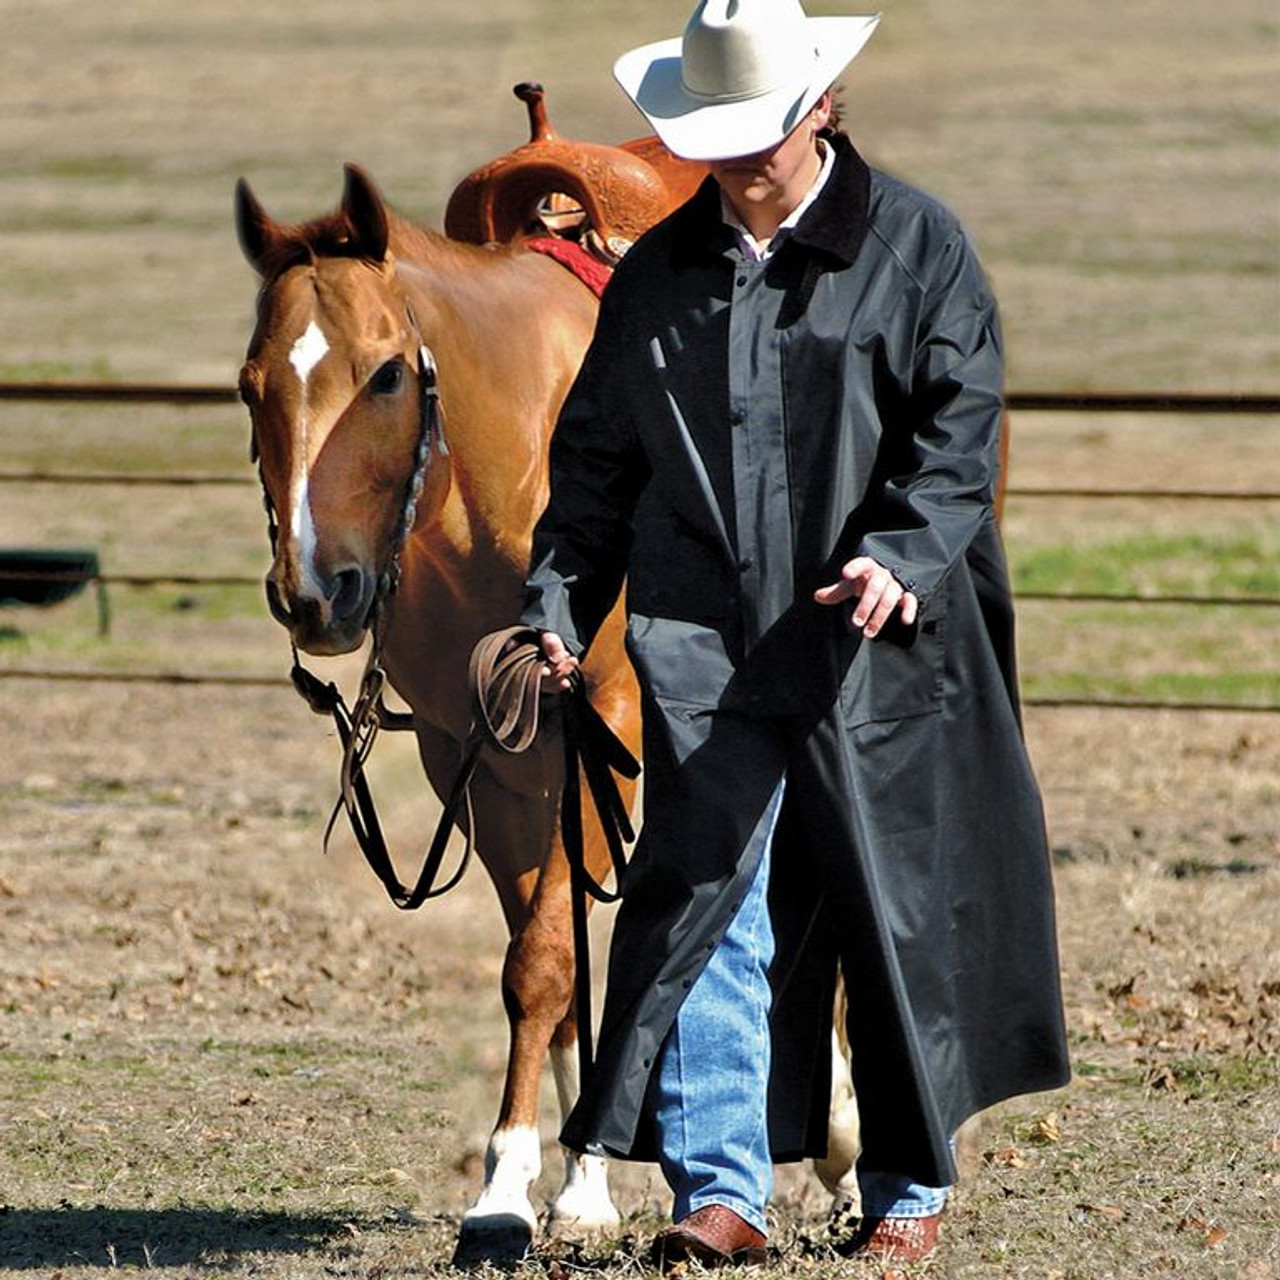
[681,0,819,102]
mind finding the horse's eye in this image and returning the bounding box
[370,359,404,396]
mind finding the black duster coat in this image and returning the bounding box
[522,136,1070,1187]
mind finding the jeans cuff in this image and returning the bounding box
[858,1180,950,1219]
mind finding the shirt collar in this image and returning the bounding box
[719,138,837,263]
[666,134,873,272]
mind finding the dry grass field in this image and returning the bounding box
[1,1,1278,1277]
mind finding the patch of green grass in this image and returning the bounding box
[1000,226,1278,277]
[38,154,156,183]
[1023,667,1280,707]
[126,583,265,624]
[0,401,252,472]
[5,206,164,234]
[0,582,280,675]
[1231,111,1280,147]
[1161,1053,1278,1099]
[0,356,118,381]
[1011,529,1280,597]
[1,1032,446,1224]
[1033,107,1148,130]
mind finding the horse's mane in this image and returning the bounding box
[256,209,458,285]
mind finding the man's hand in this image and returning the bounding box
[813,556,919,639]
[538,631,581,693]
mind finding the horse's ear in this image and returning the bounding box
[235,177,283,276]
[341,163,390,263]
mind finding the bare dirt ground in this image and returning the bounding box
[1,1,1278,1277]
[1,669,1277,1278]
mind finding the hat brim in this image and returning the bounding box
[614,14,880,162]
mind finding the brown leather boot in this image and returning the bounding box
[651,1204,768,1271]
[851,1211,943,1262]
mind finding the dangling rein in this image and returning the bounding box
[292,626,637,1077]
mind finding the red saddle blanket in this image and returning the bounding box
[525,236,613,299]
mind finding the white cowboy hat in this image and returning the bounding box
[614,1,880,162]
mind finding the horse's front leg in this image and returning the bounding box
[444,763,599,1265]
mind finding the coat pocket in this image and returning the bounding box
[838,579,948,728]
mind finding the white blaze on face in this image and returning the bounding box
[285,318,330,605]
[288,472,328,605]
[288,319,329,386]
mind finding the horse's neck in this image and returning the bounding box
[385,216,598,582]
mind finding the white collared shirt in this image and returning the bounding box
[720,139,836,263]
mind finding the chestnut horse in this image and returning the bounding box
[236,165,643,1261]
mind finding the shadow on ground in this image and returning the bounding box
[0,1205,358,1270]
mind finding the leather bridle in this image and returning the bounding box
[254,331,455,899]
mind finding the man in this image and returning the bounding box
[522,0,1070,1268]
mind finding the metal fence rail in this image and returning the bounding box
[4,566,1280,611]
[4,380,1279,414]
[5,470,1280,503]
[4,381,1277,711]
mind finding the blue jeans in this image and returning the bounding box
[651,780,950,1230]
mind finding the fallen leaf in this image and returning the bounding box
[1206,1225,1228,1248]
[1033,1113,1062,1144]
[984,1147,1028,1168]
[1079,1202,1125,1221]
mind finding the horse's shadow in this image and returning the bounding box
[0,1205,363,1271]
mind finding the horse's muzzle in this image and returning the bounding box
[265,566,374,656]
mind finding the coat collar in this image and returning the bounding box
[667,133,872,270]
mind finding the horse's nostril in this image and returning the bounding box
[330,567,368,624]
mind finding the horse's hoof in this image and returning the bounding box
[451,1213,534,1269]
